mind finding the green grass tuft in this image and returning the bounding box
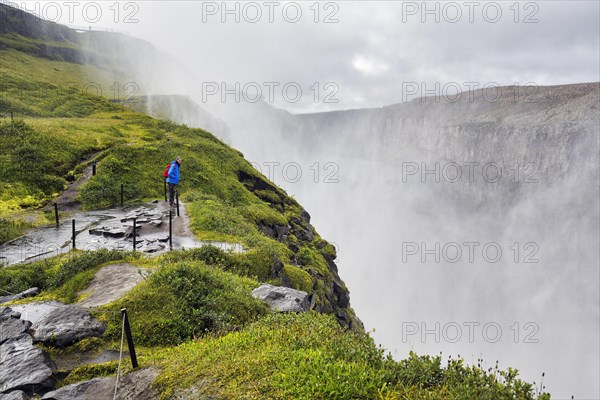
[99,260,269,347]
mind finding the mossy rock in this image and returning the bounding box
[281,264,312,293]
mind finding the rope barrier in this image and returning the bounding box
[113,312,126,400]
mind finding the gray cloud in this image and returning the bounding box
[35,0,599,112]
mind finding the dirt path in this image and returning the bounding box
[172,200,194,237]
[46,152,102,212]
[2,197,243,266]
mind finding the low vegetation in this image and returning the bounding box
[148,312,549,399]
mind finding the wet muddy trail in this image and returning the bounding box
[0,200,242,267]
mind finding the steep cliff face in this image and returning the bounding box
[234,168,362,330]
[298,83,599,174]
[202,80,597,215]
[294,83,599,210]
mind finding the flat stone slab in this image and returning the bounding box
[89,226,128,238]
[122,223,142,229]
[78,264,147,308]
[252,283,310,313]
[8,302,63,325]
[140,243,165,253]
[148,220,162,227]
[41,377,113,400]
[0,288,39,305]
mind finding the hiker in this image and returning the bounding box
[165,157,182,209]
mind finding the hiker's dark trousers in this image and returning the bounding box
[168,183,177,206]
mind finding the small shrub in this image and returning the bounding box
[0,218,26,244]
[102,261,268,346]
[162,245,230,266]
[0,259,51,293]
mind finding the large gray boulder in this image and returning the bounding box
[42,367,159,400]
[10,301,106,347]
[251,284,310,312]
[29,303,105,347]
[0,335,54,395]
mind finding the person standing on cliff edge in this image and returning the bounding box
[166,157,182,210]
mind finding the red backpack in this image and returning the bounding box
[162,163,171,178]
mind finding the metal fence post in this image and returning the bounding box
[72,219,76,249]
[120,309,139,368]
[169,209,173,251]
[132,217,137,252]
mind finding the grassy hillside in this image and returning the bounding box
[0,5,550,399]
[0,38,355,321]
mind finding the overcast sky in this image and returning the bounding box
[14,0,600,113]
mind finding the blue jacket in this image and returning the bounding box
[166,161,180,184]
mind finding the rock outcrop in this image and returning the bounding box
[78,263,147,308]
[0,308,54,396]
[252,284,310,312]
[0,288,39,305]
[9,302,105,347]
[41,367,159,400]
